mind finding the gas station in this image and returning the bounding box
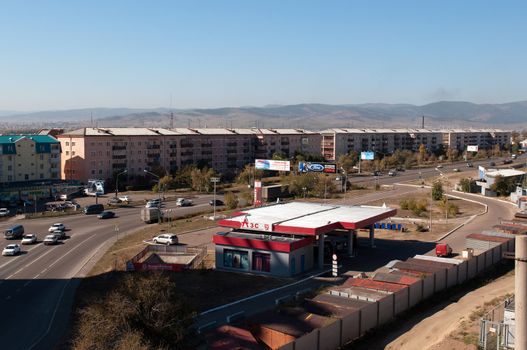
[213,202,396,277]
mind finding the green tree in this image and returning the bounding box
[235,164,263,185]
[313,174,336,198]
[153,175,176,192]
[432,181,444,201]
[491,175,515,196]
[459,178,472,193]
[286,172,319,197]
[224,191,239,209]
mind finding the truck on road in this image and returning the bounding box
[436,243,452,257]
[141,207,162,224]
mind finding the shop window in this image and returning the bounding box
[252,252,271,272]
[223,249,249,270]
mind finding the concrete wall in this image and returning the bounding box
[377,295,394,325]
[393,288,409,315]
[446,266,458,288]
[408,282,423,307]
[294,329,318,350]
[358,301,378,334]
[422,274,435,299]
[318,320,340,350]
[457,260,468,284]
[433,269,447,293]
[476,253,486,274]
[485,249,493,268]
[341,310,360,343]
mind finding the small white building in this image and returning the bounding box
[475,168,526,197]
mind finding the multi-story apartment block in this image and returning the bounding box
[57,128,321,182]
[0,135,61,183]
[321,128,511,160]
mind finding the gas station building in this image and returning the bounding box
[213,202,396,277]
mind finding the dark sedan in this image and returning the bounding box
[97,211,116,219]
[209,199,224,206]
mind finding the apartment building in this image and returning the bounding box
[0,135,61,184]
[321,128,511,160]
[57,128,321,182]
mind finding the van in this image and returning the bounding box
[4,224,24,239]
[84,204,104,215]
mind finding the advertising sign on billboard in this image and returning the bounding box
[298,162,337,173]
[255,159,291,172]
[467,145,479,152]
[361,151,375,160]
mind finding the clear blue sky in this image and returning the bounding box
[0,0,526,110]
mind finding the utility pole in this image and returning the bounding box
[516,235,527,350]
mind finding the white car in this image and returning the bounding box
[2,244,21,256]
[21,234,37,245]
[119,195,131,202]
[0,208,9,217]
[48,223,65,232]
[153,234,178,245]
[436,164,443,169]
[43,235,59,245]
[146,200,161,208]
[176,198,193,207]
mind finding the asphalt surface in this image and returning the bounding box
[0,194,221,350]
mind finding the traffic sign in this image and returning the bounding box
[210,177,220,183]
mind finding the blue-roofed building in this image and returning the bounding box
[0,134,61,184]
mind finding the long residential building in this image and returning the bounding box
[57,128,321,182]
[0,135,61,184]
[321,128,511,160]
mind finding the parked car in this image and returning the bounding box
[43,235,59,245]
[436,243,452,257]
[2,244,21,256]
[0,208,9,217]
[209,199,224,206]
[503,159,513,165]
[97,211,116,219]
[435,164,443,169]
[372,171,383,176]
[388,170,397,176]
[108,197,122,206]
[466,162,473,167]
[64,201,80,209]
[21,234,37,245]
[118,195,131,202]
[176,198,193,207]
[59,193,71,201]
[48,223,65,232]
[489,161,496,166]
[153,234,178,245]
[512,154,517,159]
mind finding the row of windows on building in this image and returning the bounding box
[6,173,53,181]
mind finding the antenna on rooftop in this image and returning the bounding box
[170,111,174,129]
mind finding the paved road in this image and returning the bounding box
[0,194,221,350]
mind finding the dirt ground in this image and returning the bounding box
[385,271,514,350]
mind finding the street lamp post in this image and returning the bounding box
[115,169,128,199]
[211,177,220,219]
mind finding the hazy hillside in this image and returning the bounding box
[1,101,526,130]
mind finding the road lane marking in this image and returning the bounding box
[0,243,44,270]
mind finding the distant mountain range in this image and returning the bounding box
[1,101,526,130]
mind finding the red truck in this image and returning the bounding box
[436,243,452,257]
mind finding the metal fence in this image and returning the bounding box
[479,297,515,349]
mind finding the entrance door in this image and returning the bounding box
[300,254,305,272]
[290,257,296,275]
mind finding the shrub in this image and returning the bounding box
[432,181,444,201]
[224,191,239,209]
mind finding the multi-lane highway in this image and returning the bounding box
[0,194,219,350]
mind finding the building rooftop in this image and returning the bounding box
[320,128,510,134]
[486,169,526,178]
[218,202,396,236]
[0,135,59,144]
[59,127,318,137]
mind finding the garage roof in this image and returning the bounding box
[218,202,396,236]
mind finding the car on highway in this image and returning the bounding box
[51,230,66,239]
[43,234,59,245]
[435,164,443,169]
[48,223,65,232]
[146,199,162,208]
[2,244,21,256]
[84,204,105,215]
[466,162,473,167]
[0,208,9,217]
[176,198,193,207]
[512,154,517,159]
[4,224,25,239]
[153,234,178,245]
[503,159,513,165]
[388,170,397,176]
[119,195,131,202]
[209,199,224,206]
[453,168,460,172]
[21,234,37,245]
[108,197,122,206]
[97,211,116,219]
[489,161,496,166]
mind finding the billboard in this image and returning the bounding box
[361,151,375,160]
[298,162,337,173]
[467,145,479,152]
[255,159,291,171]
